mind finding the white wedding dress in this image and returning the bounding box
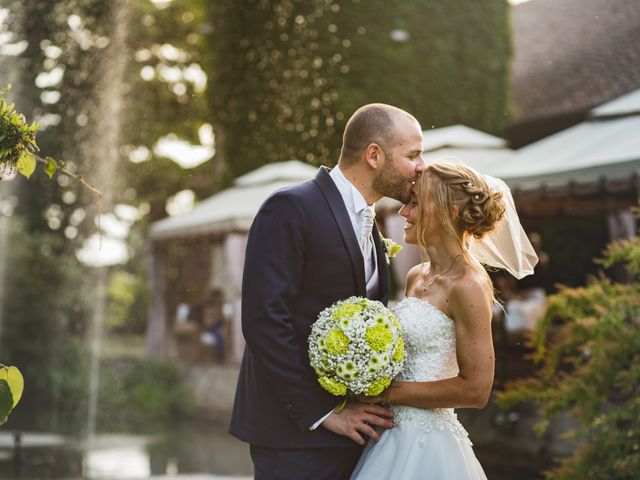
[351,296,488,480]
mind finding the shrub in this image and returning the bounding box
[497,234,640,479]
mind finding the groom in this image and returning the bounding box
[229,103,425,479]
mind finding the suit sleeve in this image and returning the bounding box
[241,191,337,431]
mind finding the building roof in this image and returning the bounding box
[419,125,516,187]
[422,125,507,151]
[500,91,640,190]
[590,88,640,118]
[511,0,640,125]
[424,95,640,192]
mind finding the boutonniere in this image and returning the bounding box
[381,236,403,264]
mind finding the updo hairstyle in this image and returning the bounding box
[416,161,506,247]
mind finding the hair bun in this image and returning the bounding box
[460,189,505,239]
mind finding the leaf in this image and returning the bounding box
[16,151,36,178]
[45,156,57,178]
[0,366,23,407]
[0,379,13,426]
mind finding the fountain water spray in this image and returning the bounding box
[81,1,129,475]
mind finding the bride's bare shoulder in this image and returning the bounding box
[405,262,427,293]
[451,267,493,302]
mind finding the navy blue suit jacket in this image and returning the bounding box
[228,167,390,449]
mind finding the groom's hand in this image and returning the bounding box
[321,401,394,445]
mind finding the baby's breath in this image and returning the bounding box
[309,296,405,396]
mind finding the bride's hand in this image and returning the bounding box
[356,383,396,404]
[356,395,385,404]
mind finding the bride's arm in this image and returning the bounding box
[388,274,495,409]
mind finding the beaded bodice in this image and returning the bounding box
[390,296,470,441]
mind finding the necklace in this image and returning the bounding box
[419,254,463,293]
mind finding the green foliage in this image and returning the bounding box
[209,0,510,180]
[97,359,193,430]
[0,365,25,426]
[0,85,40,178]
[0,83,100,195]
[497,236,640,479]
[123,0,218,219]
[106,271,138,330]
[0,380,12,426]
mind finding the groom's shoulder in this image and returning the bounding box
[265,178,321,205]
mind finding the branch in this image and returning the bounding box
[33,154,103,199]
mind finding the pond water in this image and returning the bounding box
[0,407,546,479]
[0,420,253,479]
[0,423,545,480]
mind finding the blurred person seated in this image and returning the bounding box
[200,289,228,363]
[500,232,550,334]
[173,302,200,362]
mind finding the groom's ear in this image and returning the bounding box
[365,143,383,169]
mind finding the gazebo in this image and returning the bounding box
[146,160,317,363]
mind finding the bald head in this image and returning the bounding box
[339,103,418,166]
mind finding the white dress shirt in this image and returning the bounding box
[329,166,379,291]
[309,165,379,430]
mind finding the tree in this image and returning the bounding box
[208,0,511,180]
[0,0,128,419]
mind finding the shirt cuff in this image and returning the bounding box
[308,408,335,430]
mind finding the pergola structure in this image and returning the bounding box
[146,160,317,362]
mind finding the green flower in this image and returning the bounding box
[337,361,359,381]
[332,303,364,324]
[393,337,405,363]
[318,376,347,396]
[382,237,403,258]
[389,313,401,330]
[367,353,389,373]
[325,328,350,355]
[366,376,391,396]
[319,356,332,369]
[374,314,391,329]
[316,337,328,354]
[365,324,393,352]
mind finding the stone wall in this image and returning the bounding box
[184,365,240,420]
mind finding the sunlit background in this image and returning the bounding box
[0,0,639,478]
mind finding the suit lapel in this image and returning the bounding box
[372,223,390,304]
[313,167,367,297]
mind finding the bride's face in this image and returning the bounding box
[400,183,444,245]
[399,192,420,244]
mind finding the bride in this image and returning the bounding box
[351,161,537,479]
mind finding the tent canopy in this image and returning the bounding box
[424,89,640,191]
[150,160,317,240]
[498,90,640,190]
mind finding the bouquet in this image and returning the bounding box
[308,297,405,399]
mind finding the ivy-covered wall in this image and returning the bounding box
[208,0,511,181]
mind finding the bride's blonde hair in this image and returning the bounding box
[415,161,506,262]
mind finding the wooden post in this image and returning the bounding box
[224,233,247,364]
[146,241,168,358]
